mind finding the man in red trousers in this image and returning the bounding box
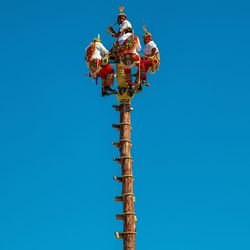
[85,36,116,96]
[140,26,160,85]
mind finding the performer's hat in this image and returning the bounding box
[143,25,152,39]
[92,34,101,42]
[117,6,127,20]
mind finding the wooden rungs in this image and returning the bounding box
[112,124,120,130]
[115,193,135,202]
[115,232,124,239]
[120,156,132,160]
[113,158,121,163]
[112,105,120,111]
[120,122,131,126]
[112,142,120,148]
[113,176,123,182]
[115,196,123,202]
[116,214,137,221]
[116,214,124,220]
[119,139,132,144]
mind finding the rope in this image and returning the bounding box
[120,156,132,160]
[120,122,131,126]
[122,192,134,197]
[120,139,132,143]
[123,212,136,215]
[122,175,134,178]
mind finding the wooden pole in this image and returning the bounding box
[113,99,136,250]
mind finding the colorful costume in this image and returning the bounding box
[141,27,160,75]
[119,33,142,87]
[85,37,115,96]
[107,7,146,96]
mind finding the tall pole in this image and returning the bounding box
[113,99,136,250]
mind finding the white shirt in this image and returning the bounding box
[118,32,133,45]
[143,41,159,56]
[118,34,141,55]
[85,42,109,61]
[119,20,132,33]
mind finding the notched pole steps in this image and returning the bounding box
[112,100,136,249]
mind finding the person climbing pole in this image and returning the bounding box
[85,35,116,96]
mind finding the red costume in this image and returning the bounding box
[141,27,160,75]
[85,38,116,96]
[107,7,146,96]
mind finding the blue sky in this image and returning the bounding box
[0,0,250,249]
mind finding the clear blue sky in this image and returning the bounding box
[0,0,249,249]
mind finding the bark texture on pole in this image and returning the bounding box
[114,99,136,250]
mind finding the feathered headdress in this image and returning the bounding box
[117,6,127,19]
[92,34,101,42]
[143,25,152,38]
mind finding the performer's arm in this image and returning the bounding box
[107,26,121,38]
[151,48,157,56]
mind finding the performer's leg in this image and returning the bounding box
[103,64,115,87]
[124,68,133,87]
[139,59,152,86]
[101,79,109,96]
[99,65,116,94]
[143,59,153,72]
[134,60,147,91]
[137,60,147,81]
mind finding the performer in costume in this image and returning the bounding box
[140,26,160,84]
[85,35,116,96]
[107,6,133,40]
[107,7,146,96]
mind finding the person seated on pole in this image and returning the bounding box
[140,25,160,81]
[107,6,133,40]
[107,7,145,97]
[135,26,160,92]
[107,6,134,62]
[85,35,116,96]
